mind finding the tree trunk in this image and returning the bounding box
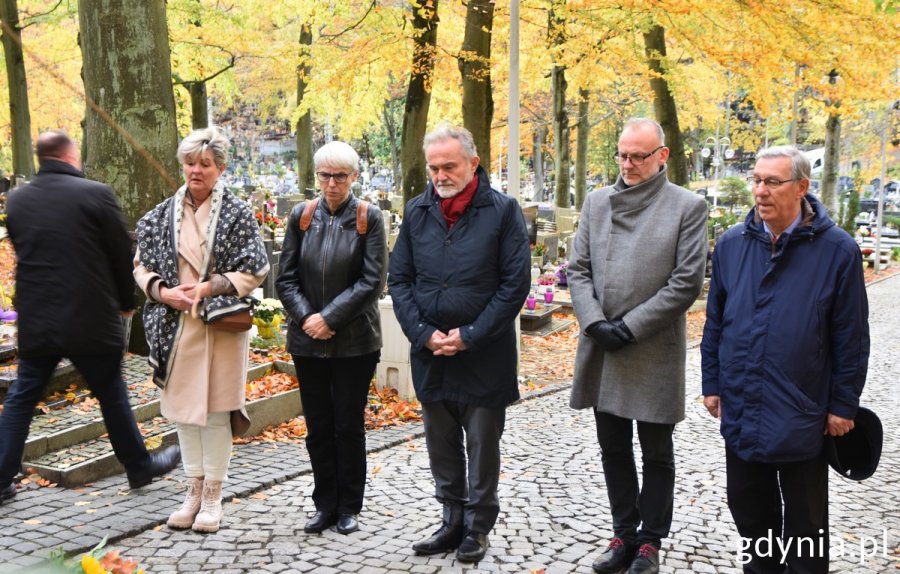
[821,111,841,215]
[79,0,179,354]
[551,66,569,208]
[549,0,569,208]
[79,0,179,225]
[0,0,34,183]
[459,0,493,174]
[189,81,208,129]
[296,22,314,194]
[382,99,401,189]
[533,124,546,202]
[400,0,438,205]
[642,25,688,187]
[574,89,589,210]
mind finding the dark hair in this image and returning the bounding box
[36,130,76,160]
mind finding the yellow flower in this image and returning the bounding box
[81,555,107,574]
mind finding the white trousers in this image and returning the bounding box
[176,411,232,481]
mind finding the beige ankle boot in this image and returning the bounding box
[192,479,223,533]
[167,476,204,529]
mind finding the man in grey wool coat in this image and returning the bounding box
[568,118,708,574]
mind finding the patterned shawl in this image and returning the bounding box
[136,181,270,387]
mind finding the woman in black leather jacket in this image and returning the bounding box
[276,141,387,536]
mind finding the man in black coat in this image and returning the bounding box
[389,124,531,563]
[0,130,179,506]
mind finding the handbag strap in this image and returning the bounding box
[190,287,202,319]
[186,205,213,320]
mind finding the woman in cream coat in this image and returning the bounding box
[134,127,269,533]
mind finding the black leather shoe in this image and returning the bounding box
[592,538,635,574]
[304,511,337,534]
[456,531,489,563]
[0,482,16,505]
[127,445,181,489]
[335,513,359,534]
[412,522,464,555]
[628,544,659,574]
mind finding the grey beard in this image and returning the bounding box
[435,185,462,199]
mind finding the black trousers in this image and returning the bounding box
[726,448,829,574]
[421,400,506,535]
[594,410,675,549]
[293,351,379,515]
[0,353,150,486]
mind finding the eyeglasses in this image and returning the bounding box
[747,176,795,189]
[613,146,663,166]
[316,171,350,183]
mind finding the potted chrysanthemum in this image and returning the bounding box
[252,298,284,339]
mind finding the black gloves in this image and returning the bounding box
[586,319,635,352]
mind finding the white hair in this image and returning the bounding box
[313,141,359,172]
[423,124,478,159]
[755,145,811,180]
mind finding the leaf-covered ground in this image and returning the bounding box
[520,316,580,387]
[0,238,15,285]
[233,371,423,444]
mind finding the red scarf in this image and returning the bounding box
[437,175,479,230]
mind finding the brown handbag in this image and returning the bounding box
[208,308,253,332]
[190,289,254,332]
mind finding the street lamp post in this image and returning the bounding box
[701,130,733,208]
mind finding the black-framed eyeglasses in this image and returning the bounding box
[747,176,795,189]
[316,171,350,183]
[613,146,663,166]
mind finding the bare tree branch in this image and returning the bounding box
[172,53,236,86]
[320,0,377,42]
[19,0,63,29]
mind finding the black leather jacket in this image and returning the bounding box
[276,194,387,358]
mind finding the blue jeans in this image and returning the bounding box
[0,353,149,485]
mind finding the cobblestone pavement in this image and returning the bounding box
[2,275,898,573]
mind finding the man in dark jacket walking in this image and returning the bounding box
[0,130,179,506]
[701,145,869,573]
[389,124,530,563]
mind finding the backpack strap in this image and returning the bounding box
[300,197,369,235]
[299,198,318,231]
[356,201,369,235]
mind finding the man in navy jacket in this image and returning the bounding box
[701,146,869,573]
[389,124,530,563]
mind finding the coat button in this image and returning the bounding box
[444,240,451,246]
[442,283,449,289]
